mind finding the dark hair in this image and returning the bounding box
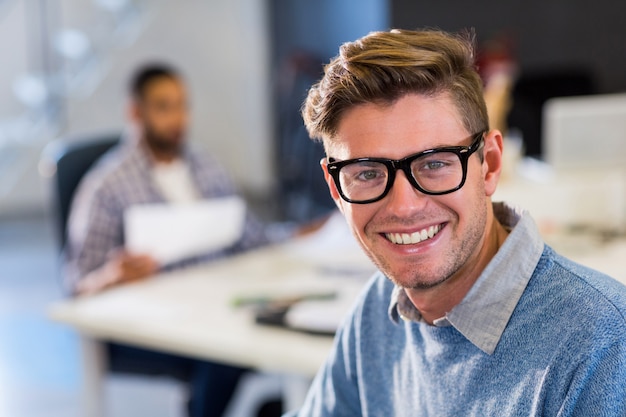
[129,63,181,99]
[303,29,489,143]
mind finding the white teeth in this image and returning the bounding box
[385,224,442,245]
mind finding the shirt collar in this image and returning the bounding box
[388,202,545,355]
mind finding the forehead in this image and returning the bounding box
[141,77,185,101]
[326,93,467,159]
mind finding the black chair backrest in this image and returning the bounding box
[42,133,120,249]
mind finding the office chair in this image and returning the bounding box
[41,132,120,250]
[40,134,204,412]
[41,132,284,417]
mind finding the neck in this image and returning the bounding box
[405,208,510,324]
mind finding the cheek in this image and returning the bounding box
[342,204,377,242]
[453,179,488,231]
[144,112,164,130]
[434,176,484,223]
[150,110,179,128]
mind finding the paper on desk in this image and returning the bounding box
[285,283,363,334]
[124,196,246,266]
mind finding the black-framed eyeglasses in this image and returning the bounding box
[326,131,486,204]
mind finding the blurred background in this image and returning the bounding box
[0,0,625,415]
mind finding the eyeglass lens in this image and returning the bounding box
[337,151,464,202]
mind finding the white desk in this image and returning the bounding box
[49,241,373,417]
[494,166,626,283]
[50,181,626,416]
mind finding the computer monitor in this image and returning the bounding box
[543,93,626,170]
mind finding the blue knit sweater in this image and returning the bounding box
[290,246,626,416]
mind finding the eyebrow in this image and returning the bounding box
[329,142,470,163]
[328,132,483,163]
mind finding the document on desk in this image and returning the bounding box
[124,196,246,266]
[284,283,364,335]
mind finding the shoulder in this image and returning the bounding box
[185,145,226,172]
[184,145,236,195]
[70,144,145,217]
[355,273,394,310]
[550,247,626,312]
[328,272,394,364]
[525,246,626,331]
[341,273,395,333]
[81,144,143,195]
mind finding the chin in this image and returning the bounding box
[402,275,450,290]
[154,140,183,154]
[376,260,450,290]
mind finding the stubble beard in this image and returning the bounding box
[363,199,488,291]
[144,128,184,157]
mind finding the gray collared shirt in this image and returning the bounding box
[388,202,545,354]
[64,139,269,293]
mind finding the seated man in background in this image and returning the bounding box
[65,64,269,295]
[65,64,270,417]
[289,29,626,416]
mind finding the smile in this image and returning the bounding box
[385,224,443,245]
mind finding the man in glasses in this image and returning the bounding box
[288,29,626,416]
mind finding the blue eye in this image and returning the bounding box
[339,162,388,188]
[357,170,383,181]
[413,152,459,175]
[423,160,448,170]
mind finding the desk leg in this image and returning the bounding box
[282,374,312,412]
[80,336,107,417]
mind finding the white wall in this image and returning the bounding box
[1,0,274,214]
[0,1,30,119]
[65,0,274,192]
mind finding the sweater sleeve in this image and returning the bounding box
[557,335,626,417]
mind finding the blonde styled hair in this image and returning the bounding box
[302,29,489,143]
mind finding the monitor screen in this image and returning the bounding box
[543,93,626,170]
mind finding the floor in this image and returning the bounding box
[0,214,188,417]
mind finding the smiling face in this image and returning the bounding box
[323,93,501,290]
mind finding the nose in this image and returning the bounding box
[383,170,428,215]
[173,106,189,129]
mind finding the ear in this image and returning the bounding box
[481,129,504,197]
[127,99,141,124]
[320,158,344,212]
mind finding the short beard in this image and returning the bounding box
[405,273,452,290]
[364,193,488,291]
[144,130,182,156]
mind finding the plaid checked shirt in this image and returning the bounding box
[64,139,270,292]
